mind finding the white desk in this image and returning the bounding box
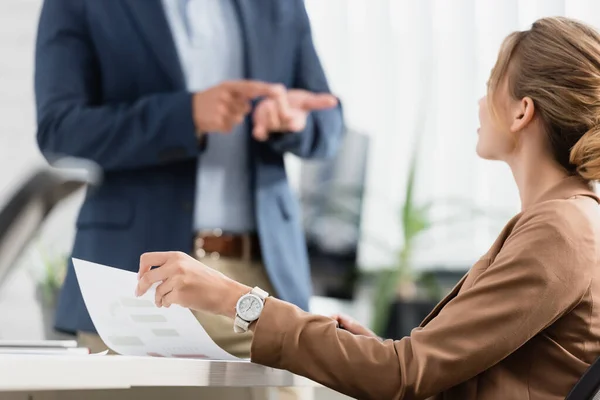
[0,355,351,400]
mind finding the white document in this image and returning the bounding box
[73,258,240,361]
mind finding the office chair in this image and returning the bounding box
[298,128,369,299]
[565,357,600,399]
[0,159,101,291]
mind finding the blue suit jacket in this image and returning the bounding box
[34,0,344,333]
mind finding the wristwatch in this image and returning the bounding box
[234,286,269,333]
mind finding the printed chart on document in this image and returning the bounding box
[73,258,240,361]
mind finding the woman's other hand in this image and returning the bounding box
[332,314,381,340]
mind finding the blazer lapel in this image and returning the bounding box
[419,274,467,327]
[122,0,185,88]
[232,0,261,80]
[418,221,516,328]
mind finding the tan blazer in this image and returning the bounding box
[250,176,600,400]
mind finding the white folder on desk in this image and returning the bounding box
[73,258,240,361]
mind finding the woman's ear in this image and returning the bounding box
[510,96,535,133]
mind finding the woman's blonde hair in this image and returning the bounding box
[488,17,600,181]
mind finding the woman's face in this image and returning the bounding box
[476,82,516,161]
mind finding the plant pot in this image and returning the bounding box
[35,286,71,340]
[383,298,438,340]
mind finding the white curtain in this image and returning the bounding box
[289,0,600,271]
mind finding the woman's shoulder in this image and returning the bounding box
[519,195,599,238]
[488,196,598,293]
[512,195,599,267]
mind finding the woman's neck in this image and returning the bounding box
[508,154,569,210]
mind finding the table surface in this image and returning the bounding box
[0,354,318,392]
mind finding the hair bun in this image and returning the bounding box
[570,125,600,181]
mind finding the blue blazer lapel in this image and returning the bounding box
[122,0,185,88]
[232,0,261,80]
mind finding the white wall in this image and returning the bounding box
[0,0,84,339]
[0,0,45,339]
[303,0,600,271]
[0,0,44,197]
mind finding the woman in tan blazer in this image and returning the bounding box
[135,17,600,399]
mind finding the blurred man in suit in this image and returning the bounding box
[35,0,343,398]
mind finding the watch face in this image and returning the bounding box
[236,294,263,321]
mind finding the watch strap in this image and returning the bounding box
[234,315,250,333]
[251,286,269,301]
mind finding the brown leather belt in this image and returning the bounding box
[193,230,261,261]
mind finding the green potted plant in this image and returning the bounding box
[34,247,68,339]
[368,142,510,338]
[369,144,435,338]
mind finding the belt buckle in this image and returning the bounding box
[241,234,251,261]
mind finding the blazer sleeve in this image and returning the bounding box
[34,0,201,171]
[263,0,344,160]
[250,202,595,400]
